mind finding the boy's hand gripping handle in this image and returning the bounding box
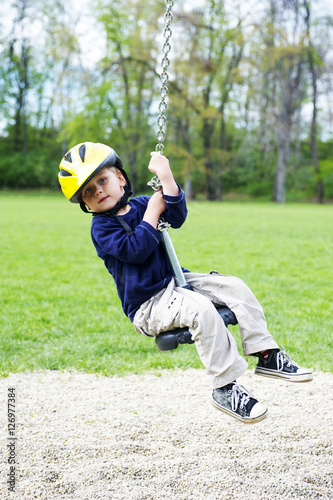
[147,176,190,289]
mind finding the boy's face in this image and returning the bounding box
[81,167,127,213]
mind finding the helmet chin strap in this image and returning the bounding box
[79,184,133,216]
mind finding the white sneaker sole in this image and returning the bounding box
[255,367,313,382]
[211,398,268,423]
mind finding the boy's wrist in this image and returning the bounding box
[160,178,180,197]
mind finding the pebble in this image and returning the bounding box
[0,369,332,499]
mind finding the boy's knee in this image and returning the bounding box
[184,296,223,337]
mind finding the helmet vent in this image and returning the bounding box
[79,144,86,162]
[64,151,72,162]
[60,169,72,177]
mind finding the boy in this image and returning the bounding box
[59,142,313,424]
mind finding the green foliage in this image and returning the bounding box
[0,130,60,189]
[0,194,332,377]
[299,139,333,198]
[0,0,333,202]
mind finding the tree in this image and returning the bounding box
[262,0,308,203]
[1,0,333,198]
[62,0,163,192]
[303,0,333,203]
[0,0,81,188]
[169,1,246,200]
[1,0,32,154]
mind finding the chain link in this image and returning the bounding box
[147,176,171,231]
[156,0,174,154]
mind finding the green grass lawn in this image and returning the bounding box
[1,192,332,377]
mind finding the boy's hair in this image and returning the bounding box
[105,165,119,176]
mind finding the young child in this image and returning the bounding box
[58,142,313,424]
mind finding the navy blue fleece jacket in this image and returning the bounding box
[90,188,188,321]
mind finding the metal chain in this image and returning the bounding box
[156,0,174,154]
[151,0,175,231]
[149,2,189,288]
[147,176,171,232]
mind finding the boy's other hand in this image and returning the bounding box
[143,190,166,229]
[148,190,166,215]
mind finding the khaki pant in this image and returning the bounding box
[133,271,279,388]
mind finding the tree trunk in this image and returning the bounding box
[273,135,288,203]
[184,177,193,201]
[22,44,29,156]
[304,0,324,204]
[217,108,226,202]
[181,118,193,201]
[203,117,216,200]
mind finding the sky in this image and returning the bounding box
[70,0,333,67]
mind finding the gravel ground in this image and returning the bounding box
[1,368,332,500]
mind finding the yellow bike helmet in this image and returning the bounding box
[58,142,132,214]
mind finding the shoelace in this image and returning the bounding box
[230,383,253,411]
[276,346,298,371]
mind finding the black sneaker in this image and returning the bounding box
[254,347,313,382]
[211,382,268,423]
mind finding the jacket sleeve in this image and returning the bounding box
[162,185,187,228]
[91,218,162,264]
